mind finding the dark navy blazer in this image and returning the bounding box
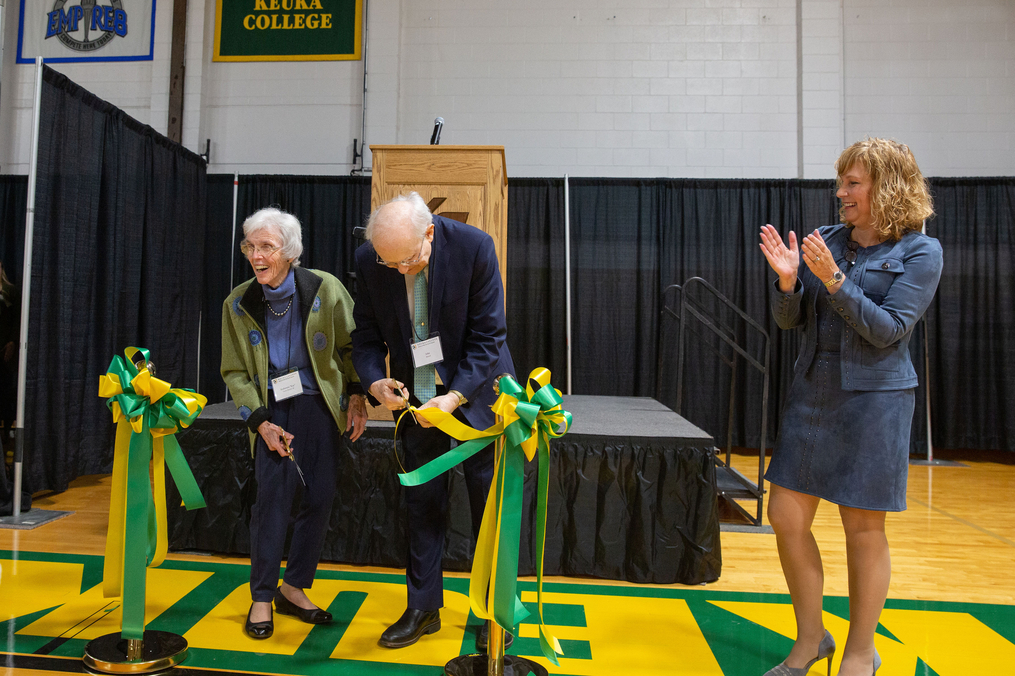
[351,215,515,430]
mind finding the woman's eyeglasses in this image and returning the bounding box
[240,241,282,258]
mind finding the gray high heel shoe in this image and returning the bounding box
[763,630,836,676]
[872,648,881,674]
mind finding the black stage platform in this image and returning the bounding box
[166,396,721,585]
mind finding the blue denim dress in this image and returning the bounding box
[766,241,915,512]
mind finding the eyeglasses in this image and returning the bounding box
[376,237,426,268]
[844,239,859,265]
[241,240,282,258]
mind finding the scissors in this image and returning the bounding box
[398,389,418,424]
[279,429,306,486]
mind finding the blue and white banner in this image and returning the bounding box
[17,0,156,63]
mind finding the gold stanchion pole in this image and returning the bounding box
[487,618,505,676]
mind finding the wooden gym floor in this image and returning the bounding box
[2,449,1014,676]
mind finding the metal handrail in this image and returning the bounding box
[660,277,771,526]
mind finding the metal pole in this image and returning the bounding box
[486,407,506,676]
[921,219,933,462]
[358,0,369,173]
[12,57,44,517]
[923,316,933,462]
[564,174,572,394]
[195,310,202,393]
[229,172,239,290]
[226,173,239,402]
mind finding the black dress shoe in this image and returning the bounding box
[273,587,332,624]
[245,603,273,639]
[477,621,514,652]
[379,608,441,648]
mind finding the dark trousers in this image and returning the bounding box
[400,405,494,611]
[249,393,338,602]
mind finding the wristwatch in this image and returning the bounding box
[449,389,468,407]
[824,270,844,288]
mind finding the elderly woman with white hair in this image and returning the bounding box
[221,207,367,639]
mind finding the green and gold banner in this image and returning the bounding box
[214,0,361,62]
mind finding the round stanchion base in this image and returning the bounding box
[444,654,548,676]
[83,631,188,674]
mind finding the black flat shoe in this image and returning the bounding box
[274,587,332,624]
[379,608,441,648]
[477,620,514,652]
[245,603,273,639]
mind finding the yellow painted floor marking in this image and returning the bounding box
[711,602,920,675]
[17,567,210,640]
[184,579,341,655]
[328,581,470,666]
[880,608,1015,675]
[522,590,724,676]
[0,560,84,622]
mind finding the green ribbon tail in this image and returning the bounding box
[534,438,560,665]
[163,435,207,510]
[493,442,529,631]
[122,420,152,640]
[398,436,496,486]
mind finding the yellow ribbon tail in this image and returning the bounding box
[468,450,503,621]
[102,420,132,598]
[541,626,564,657]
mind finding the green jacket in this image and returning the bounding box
[221,266,362,454]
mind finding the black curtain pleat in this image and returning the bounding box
[567,180,663,397]
[200,175,237,403]
[925,178,1015,451]
[0,176,28,280]
[505,178,568,382]
[25,66,206,493]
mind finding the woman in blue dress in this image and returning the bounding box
[758,138,943,676]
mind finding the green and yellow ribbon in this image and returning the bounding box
[98,347,207,640]
[397,367,571,665]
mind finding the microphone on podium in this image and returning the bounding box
[430,117,444,145]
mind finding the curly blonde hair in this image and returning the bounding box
[835,137,933,241]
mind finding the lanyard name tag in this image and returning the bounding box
[411,335,444,368]
[272,369,303,401]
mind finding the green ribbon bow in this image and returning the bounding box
[98,347,207,640]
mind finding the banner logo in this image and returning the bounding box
[17,0,154,63]
[45,0,128,53]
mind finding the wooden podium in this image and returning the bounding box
[366,145,508,420]
[370,145,508,288]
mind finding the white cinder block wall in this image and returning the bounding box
[1,0,1013,178]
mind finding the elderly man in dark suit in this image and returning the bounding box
[351,192,516,649]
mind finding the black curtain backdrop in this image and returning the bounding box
[9,159,1014,495]
[505,178,569,381]
[927,178,1015,452]
[0,176,28,279]
[25,66,206,492]
[201,174,239,403]
[197,175,1015,455]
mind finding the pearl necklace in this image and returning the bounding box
[266,296,293,317]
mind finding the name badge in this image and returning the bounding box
[272,369,303,401]
[411,335,444,368]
